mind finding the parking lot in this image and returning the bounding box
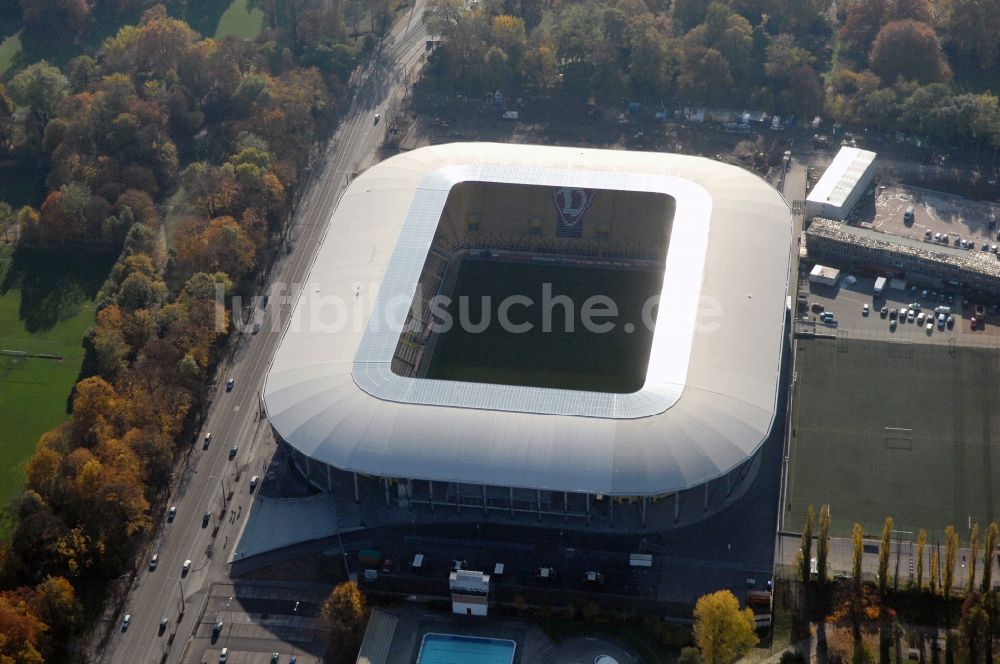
[870,185,1000,248]
[801,274,1000,346]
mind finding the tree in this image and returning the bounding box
[817,505,831,585]
[869,20,950,85]
[957,593,989,664]
[678,47,734,104]
[0,589,46,663]
[981,522,997,593]
[764,33,814,80]
[939,0,1000,70]
[678,647,703,664]
[943,525,958,599]
[930,548,939,595]
[967,522,979,594]
[31,575,82,649]
[322,581,366,662]
[800,505,815,587]
[8,62,70,149]
[673,0,710,32]
[839,0,932,51]
[915,530,926,589]
[693,590,758,664]
[852,523,864,589]
[878,517,892,597]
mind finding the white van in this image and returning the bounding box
[219,648,228,663]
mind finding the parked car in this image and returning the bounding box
[947,315,955,328]
[916,312,925,325]
[890,319,897,331]
[862,304,870,316]
[889,308,898,319]
[907,310,915,322]
[880,306,888,317]
[926,321,933,333]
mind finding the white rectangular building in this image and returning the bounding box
[805,147,877,220]
[808,264,840,287]
[449,570,490,616]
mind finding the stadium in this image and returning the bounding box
[262,143,792,531]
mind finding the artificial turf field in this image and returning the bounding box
[0,245,112,515]
[425,259,663,393]
[786,337,1000,540]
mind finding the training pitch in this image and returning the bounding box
[786,337,1000,540]
[0,246,111,514]
[425,260,662,393]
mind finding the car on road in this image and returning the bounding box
[203,432,212,449]
[202,511,211,528]
[182,559,191,574]
[159,618,168,634]
[213,621,224,636]
[271,653,280,664]
[229,445,238,460]
[122,614,131,631]
[219,648,228,663]
[149,554,158,570]
[250,475,259,492]
[373,113,381,125]
[226,378,234,392]
[167,506,176,522]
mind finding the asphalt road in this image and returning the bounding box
[103,8,428,663]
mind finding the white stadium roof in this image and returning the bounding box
[262,143,792,497]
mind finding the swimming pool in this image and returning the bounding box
[416,633,516,664]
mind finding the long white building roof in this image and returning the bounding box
[806,146,876,211]
[262,143,792,496]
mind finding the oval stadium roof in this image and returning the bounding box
[262,143,792,496]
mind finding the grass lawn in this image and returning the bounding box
[787,337,1000,540]
[0,244,114,522]
[426,261,662,393]
[214,0,264,40]
[0,30,21,77]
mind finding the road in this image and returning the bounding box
[103,8,428,663]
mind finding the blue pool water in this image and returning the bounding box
[416,633,516,664]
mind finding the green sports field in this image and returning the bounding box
[425,260,662,393]
[786,337,1000,540]
[0,245,113,515]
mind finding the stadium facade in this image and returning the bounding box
[262,143,792,531]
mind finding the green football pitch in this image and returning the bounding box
[425,260,663,394]
[0,245,112,517]
[786,337,1000,540]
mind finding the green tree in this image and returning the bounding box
[693,590,758,664]
[678,647,703,664]
[878,516,893,596]
[763,33,815,80]
[673,0,710,32]
[7,62,70,144]
[981,522,997,593]
[817,505,831,585]
[967,522,979,594]
[915,529,926,589]
[800,505,815,587]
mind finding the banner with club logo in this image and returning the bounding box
[553,187,595,238]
